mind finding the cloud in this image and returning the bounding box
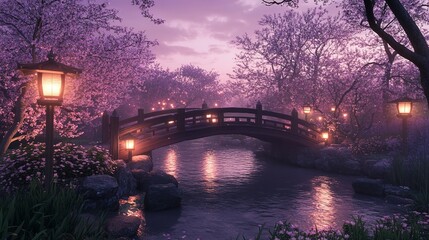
[109,0,306,80]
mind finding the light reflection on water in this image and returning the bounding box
[143,136,401,239]
[310,176,335,229]
[203,151,217,192]
[163,148,177,176]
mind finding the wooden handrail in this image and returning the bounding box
[108,107,321,159]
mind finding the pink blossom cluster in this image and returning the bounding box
[0,142,116,192]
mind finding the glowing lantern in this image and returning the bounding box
[125,138,135,150]
[303,105,311,114]
[321,131,329,141]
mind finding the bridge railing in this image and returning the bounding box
[102,103,321,159]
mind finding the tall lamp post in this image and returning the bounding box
[18,50,81,187]
[389,97,414,156]
[302,104,311,121]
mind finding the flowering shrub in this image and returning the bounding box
[270,221,344,239]
[0,142,116,192]
[247,213,429,240]
[373,212,429,240]
[351,136,400,156]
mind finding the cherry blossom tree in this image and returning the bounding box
[0,0,157,154]
[263,0,429,107]
[128,64,226,113]
[232,8,353,112]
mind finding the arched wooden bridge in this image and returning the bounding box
[102,104,322,160]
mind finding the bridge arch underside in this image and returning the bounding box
[118,125,319,159]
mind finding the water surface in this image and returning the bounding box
[142,136,401,239]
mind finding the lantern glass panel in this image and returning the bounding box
[42,73,62,98]
[125,139,135,150]
[303,106,311,114]
[397,101,412,115]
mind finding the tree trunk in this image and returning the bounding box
[0,84,28,155]
[419,62,429,107]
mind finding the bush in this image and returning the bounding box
[351,136,400,156]
[0,181,106,240]
[245,213,429,240]
[0,142,116,192]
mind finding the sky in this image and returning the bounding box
[107,0,318,81]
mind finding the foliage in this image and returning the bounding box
[0,142,116,192]
[373,213,429,240]
[0,181,106,240]
[122,64,228,116]
[0,0,157,153]
[350,136,400,156]
[342,216,370,240]
[244,213,429,240]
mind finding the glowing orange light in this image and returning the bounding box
[168,120,174,124]
[125,139,135,150]
[321,132,329,140]
[397,101,412,115]
[330,107,335,112]
[206,114,212,118]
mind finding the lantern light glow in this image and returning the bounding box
[322,131,329,140]
[125,139,135,150]
[303,106,311,114]
[397,101,412,115]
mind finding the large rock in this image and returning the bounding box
[384,185,413,198]
[149,170,178,187]
[132,170,178,192]
[128,155,153,172]
[105,215,141,238]
[114,160,137,198]
[131,169,150,191]
[352,178,385,197]
[144,183,181,211]
[79,175,119,211]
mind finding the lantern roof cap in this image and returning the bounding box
[388,96,417,104]
[17,50,82,75]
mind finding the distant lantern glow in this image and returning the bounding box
[212,118,218,123]
[125,138,135,150]
[397,101,412,115]
[343,113,348,118]
[330,107,336,112]
[321,131,329,141]
[161,107,165,110]
[303,106,311,114]
[206,114,212,118]
[214,103,218,107]
[318,116,323,121]
[151,107,155,111]
[168,120,174,124]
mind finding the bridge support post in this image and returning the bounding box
[217,109,224,125]
[177,108,186,131]
[138,108,145,123]
[110,110,119,160]
[101,111,110,144]
[256,101,262,126]
[202,101,208,109]
[291,108,298,134]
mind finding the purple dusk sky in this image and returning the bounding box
[107,0,321,81]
